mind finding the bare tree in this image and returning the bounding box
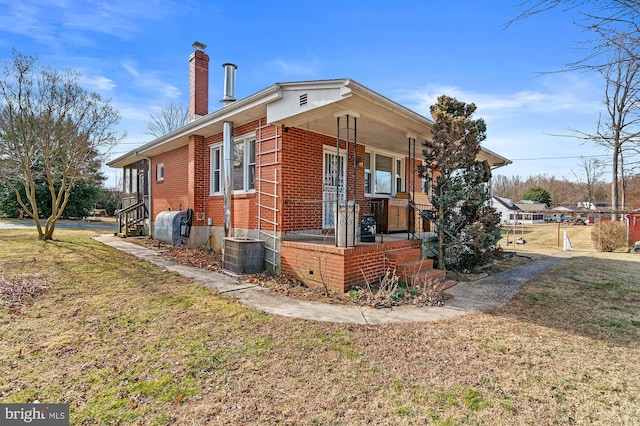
[571,156,606,208]
[595,42,640,219]
[145,101,189,138]
[0,51,123,240]
[510,1,640,69]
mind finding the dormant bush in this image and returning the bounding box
[591,221,627,252]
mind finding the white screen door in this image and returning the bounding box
[322,151,346,229]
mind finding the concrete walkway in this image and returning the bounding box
[93,234,571,324]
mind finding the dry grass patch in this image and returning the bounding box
[0,228,639,425]
[500,222,595,254]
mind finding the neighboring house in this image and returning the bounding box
[514,200,547,224]
[108,43,511,292]
[490,196,520,224]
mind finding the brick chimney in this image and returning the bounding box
[189,41,209,121]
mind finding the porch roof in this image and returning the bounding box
[108,78,511,169]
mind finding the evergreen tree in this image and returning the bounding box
[522,186,552,207]
[422,95,501,270]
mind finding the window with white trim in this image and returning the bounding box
[209,135,256,195]
[233,137,255,192]
[210,145,222,194]
[156,163,164,182]
[364,150,404,196]
[396,159,403,193]
[364,152,372,194]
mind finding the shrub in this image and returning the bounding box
[591,221,627,252]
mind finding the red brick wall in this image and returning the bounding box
[280,126,365,231]
[202,119,271,231]
[281,239,421,293]
[151,145,190,219]
[151,119,382,233]
[189,50,209,121]
[405,156,424,193]
[189,134,207,227]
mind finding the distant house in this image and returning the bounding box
[490,196,520,224]
[490,197,548,224]
[108,43,511,292]
[514,200,547,224]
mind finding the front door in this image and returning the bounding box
[322,150,346,229]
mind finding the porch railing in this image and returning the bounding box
[115,201,148,237]
[282,199,384,244]
[410,201,461,278]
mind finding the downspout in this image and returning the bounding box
[221,63,238,239]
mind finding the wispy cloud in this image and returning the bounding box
[0,0,178,48]
[268,56,319,77]
[396,74,603,121]
[122,61,181,99]
[80,74,116,92]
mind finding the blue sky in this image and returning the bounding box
[0,0,608,187]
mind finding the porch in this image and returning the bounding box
[279,198,439,293]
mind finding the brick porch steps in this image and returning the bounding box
[386,248,422,264]
[395,258,435,282]
[386,247,449,289]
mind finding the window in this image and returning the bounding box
[156,163,164,182]
[210,146,222,194]
[375,154,393,195]
[233,140,244,191]
[365,150,404,196]
[364,152,372,194]
[248,139,255,190]
[233,137,256,192]
[209,136,255,195]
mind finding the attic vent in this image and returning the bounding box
[299,93,308,106]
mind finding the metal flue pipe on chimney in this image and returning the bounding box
[221,63,237,106]
[222,63,237,238]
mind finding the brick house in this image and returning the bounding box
[108,43,511,292]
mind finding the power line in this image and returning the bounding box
[509,154,609,161]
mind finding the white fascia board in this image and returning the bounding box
[108,85,281,168]
[479,146,512,168]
